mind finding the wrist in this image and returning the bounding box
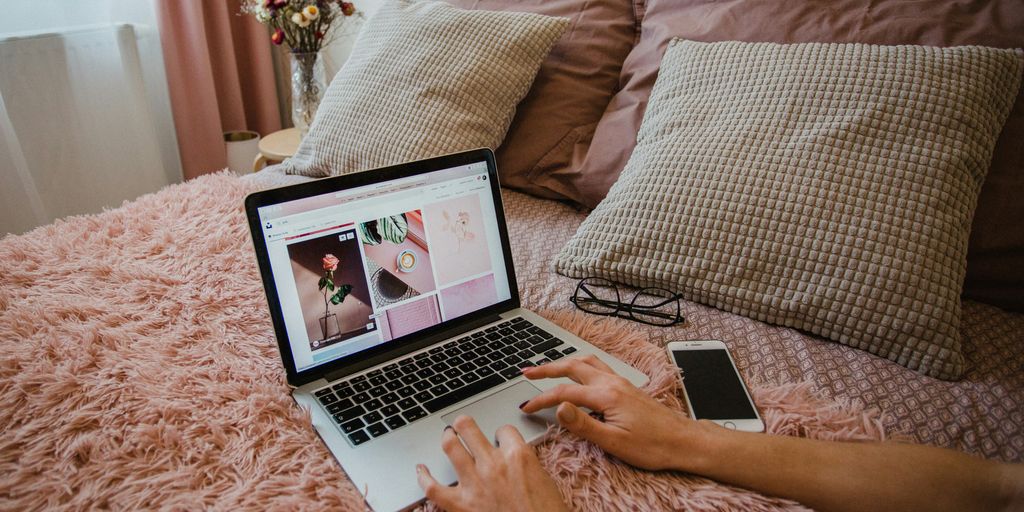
[668,418,726,474]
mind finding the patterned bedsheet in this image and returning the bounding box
[250,168,1024,463]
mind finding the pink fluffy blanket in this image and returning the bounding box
[0,174,887,510]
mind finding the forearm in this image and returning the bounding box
[673,420,1020,512]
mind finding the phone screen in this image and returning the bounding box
[672,349,757,420]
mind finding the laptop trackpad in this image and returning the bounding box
[441,381,556,444]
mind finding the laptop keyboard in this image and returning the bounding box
[312,317,577,447]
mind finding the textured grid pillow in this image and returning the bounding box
[556,40,1023,380]
[280,0,568,178]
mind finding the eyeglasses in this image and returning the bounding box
[570,277,685,327]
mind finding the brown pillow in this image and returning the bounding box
[442,0,640,199]
[571,0,1024,311]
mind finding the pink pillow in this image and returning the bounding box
[443,0,640,199]
[573,0,1024,311]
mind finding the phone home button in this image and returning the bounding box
[723,421,737,430]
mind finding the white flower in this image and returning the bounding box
[303,5,320,20]
[291,12,311,27]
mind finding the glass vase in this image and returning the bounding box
[290,51,325,137]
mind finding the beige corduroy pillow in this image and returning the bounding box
[556,40,1023,380]
[279,0,568,178]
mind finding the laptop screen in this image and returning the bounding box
[255,160,513,374]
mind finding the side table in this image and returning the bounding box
[252,127,301,172]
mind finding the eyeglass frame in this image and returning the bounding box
[569,277,685,327]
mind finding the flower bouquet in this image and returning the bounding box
[242,0,361,135]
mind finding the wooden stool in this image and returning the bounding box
[252,127,301,172]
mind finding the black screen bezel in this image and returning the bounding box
[244,149,520,387]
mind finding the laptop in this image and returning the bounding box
[244,148,647,511]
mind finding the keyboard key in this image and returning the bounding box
[517,349,534,360]
[341,418,365,433]
[484,332,501,342]
[318,394,338,405]
[353,381,372,392]
[472,356,490,368]
[382,404,400,417]
[498,320,513,328]
[315,388,333,397]
[398,386,415,398]
[368,369,383,377]
[535,358,551,365]
[486,351,504,362]
[498,328,514,337]
[364,398,383,411]
[401,374,418,385]
[485,326,499,333]
[348,430,370,446]
[510,317,526,324]
[423,375,505,413]
[334,404,365,423]
[546,349,564,361]
[367,422,388,438]
[402,406,428,422]
[399,358,415,367]
[471,337,488,348]
[385,381,403,391]
[381,392,400,404]
[430,353,446,364]
[504,354,522,366]
[414,352,430,360]
[563,346,578,355]
[463,372,480,383]
[434,361,450,372]
[413,381,431,391]
[500,366,523,380]
[385,415,407,430]
[443,341,458,349]
[429,383,449,396]
[500,345,517,356]
[429,374,446,385]
[384,363,399,371]
[447,377,465,389]
[513,339,531,349]
[335,385,355,399]
[370,375,387,386]
[369,386,387,397]
[385,370,403,380]
[414,391,433,403]
[416,368,435,379]
[458,362,475,373]
[531,338,563,353]
[364,411,383,424]
[443,348,461,358]
[352,392,370,403]
[397,398,417,410]
[326,398,354,414]
[511,322,530,331]
[352,374,368,383]
[476,366,496,378]
[429,346,444,354]
[449,355,465,366]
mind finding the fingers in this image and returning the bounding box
[441,426,477,484]
[416,464,457,510]
[522,357,608,385]
[520,383,607,414]
[451,415,494,458]
[577,354,615,374]
[555,402,620,447]
[494,424,527,452]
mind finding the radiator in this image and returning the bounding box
[0,23,181,235]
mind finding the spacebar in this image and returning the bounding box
[424,375,506,413]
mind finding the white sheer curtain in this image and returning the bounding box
[0,3,180,236]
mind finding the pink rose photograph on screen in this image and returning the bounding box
[422,195,491,286]
[286,227,375,350]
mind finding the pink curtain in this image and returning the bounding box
[156,0,283,180]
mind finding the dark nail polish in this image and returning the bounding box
[518,400,529,410]
[444,425,453,432]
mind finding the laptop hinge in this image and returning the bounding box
[322,313,504,383]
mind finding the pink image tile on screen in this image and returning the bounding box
[382,295,441,340]
[440,274,498,321]
[422,194,491,286]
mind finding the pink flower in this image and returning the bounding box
[271,28,284,45]
[273,0,287,6]
[341,2,355,16]
[322,254,339,272]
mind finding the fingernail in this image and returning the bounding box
[520,365,533,373]
[416,464,425,473]
[518,400,529,410]
[558,404,577,423]
[443,425,453,432]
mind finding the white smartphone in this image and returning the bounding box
[667,340,765,432]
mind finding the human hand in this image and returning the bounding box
[520,355,704,472]
[416,415,569,512]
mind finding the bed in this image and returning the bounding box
[3,0,1023,509]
